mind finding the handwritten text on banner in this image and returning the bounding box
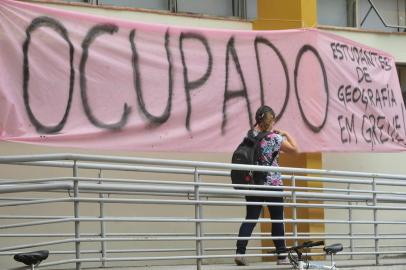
[0,0,405,152]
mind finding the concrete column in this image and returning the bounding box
[253,0,317,30]
[253,1,323,260]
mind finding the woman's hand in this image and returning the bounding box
[272,128,286,136]
[275,129,299,153]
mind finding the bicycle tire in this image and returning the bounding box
[288,250,299,269]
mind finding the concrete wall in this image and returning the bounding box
[322,152,406,256]
[0,141,237,269]
[38,1,252,30]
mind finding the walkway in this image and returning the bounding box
[34,257,406,270]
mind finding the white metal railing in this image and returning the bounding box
[0,153,405,269]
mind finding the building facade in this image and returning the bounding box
[1,0,406,268]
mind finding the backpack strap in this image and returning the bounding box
[269,150,278,166]
[257,132,270,142]
[247,129,269,141]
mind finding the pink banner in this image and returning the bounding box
[1,0,406,153]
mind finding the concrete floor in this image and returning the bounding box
[25,257,406,270]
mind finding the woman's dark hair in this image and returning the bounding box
[255,105,275,126]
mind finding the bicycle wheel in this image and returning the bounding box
[288,251,299,269]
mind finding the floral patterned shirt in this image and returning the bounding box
[253,130,283,186]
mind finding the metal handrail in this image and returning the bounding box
[1,153,406,270]
[1,153,406,179]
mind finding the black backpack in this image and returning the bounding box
[230,130,277,189]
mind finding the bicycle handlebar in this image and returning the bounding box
[275,240,325,253]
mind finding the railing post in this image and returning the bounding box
[194,167,203,270]
[98,169,107,267]
[372,177,379,265]
[73,160,81,270]
[347,183,354,259]
[291,175,298,246]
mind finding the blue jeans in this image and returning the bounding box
[236,195,286,259]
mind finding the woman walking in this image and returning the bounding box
[235,105,298,266]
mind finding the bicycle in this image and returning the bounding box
[276,241,343,270]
